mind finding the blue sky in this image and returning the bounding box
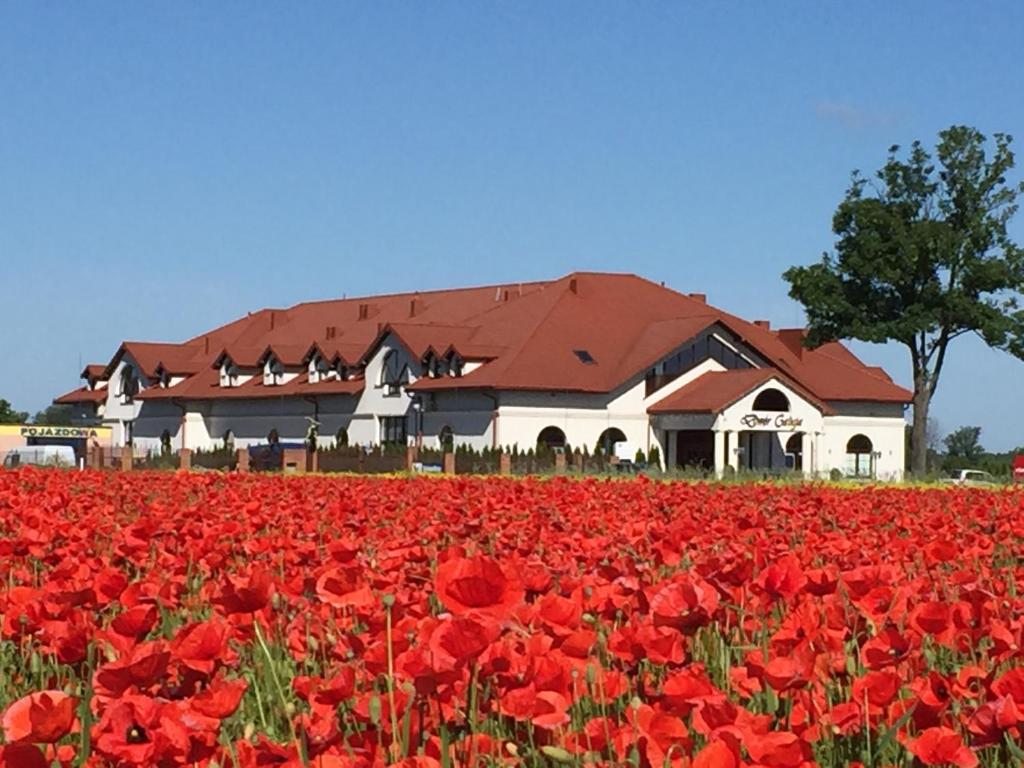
[2,3,1022,449]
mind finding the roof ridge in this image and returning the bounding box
[286,276,559,310]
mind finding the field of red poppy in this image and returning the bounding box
[1,468,1024,768]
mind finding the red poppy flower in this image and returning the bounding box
[433,555,523,619]
[743,730,811,768]
[763,656,811,693]
[110,603,159,640]
[692,739,739,768]
[755,555,808,602]
[94,642,171,696]
[315,566,376,609]
[215,569,273,615]
[171,619,230,675]
[2,690,77,744]
[191,676,249,719]
[906,727,978,768]
[851,670,902,708]
[649,575,720,633]
[0,743,48,768]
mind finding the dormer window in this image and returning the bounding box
[308,354,330,384]
[424,353,444,378]
[264,357,285,386]
[450,354,463,378]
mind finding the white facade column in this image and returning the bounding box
[183,412,212,451]
[713,430,726,476]
[801,431,814,478]
[727,431,740,472]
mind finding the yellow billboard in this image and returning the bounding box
[0,424,113,440]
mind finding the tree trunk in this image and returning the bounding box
[910,374,931,477]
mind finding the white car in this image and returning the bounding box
[942,469,997,487]
[2,445,78,468]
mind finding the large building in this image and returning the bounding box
[54,272,912,478]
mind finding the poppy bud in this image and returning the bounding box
[368,695,382,725]
[382,593,396,608]
[541,746,573,763]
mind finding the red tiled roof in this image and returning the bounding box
[647,369,835,415]
[54,386,106,405]
[136,369,364,401]
[74,273,912,405]
[81,364,107,380]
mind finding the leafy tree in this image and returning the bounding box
[31,404,73,426]
[943,426,984,463]
[0,399,28,424]
[785,126,1024,475]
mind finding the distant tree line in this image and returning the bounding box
[0,399,73,426]
[910,421,1023,477]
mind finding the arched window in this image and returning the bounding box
[846,434,874,477]
[380,350,408,395]
[439,426,454,451]
[335,427,349,448]
[223,430,235,452]
[160,429,172,455]
[267,429,280,445]
[119,365,140,403]
[597,427,627,454]
[752,388,789,411]
[537,426,567,450]
[785,432,803,471]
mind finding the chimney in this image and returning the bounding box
[325,325,336,340]
[409,298,425,318]
[204,336,209,354]
[358,303,369,321]
[689,293,707,304]
[270,312,276,330]
[754,320,770,330]
[777,328,808,358]
[569,277,579,295]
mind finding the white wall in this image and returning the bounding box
[820,414,906,481]
[351,333,422,446]
[419,390,495,450]
[115,330,908,479]
[101,356,148,446]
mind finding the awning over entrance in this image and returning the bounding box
[648,369,832,417]
[647,369,829,475]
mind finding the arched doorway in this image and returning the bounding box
[785,432,803,472]
[267,429,280,445]
[223,430,235,453]
[752,388,790,411]
[597,427,627,455]
[160,429,172,456]
[846,434,873,477]
[537,426,567,451]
